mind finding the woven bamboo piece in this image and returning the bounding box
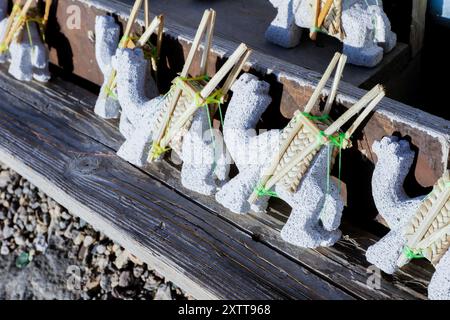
[148,9,251,161]
[310,0,345,40]
[249,53,385,204]
[398,171,450,267]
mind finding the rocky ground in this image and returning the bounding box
[0,162,190,300]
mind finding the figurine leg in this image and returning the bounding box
[8,42,33,81]
[343,42,383,68]
[278,181,341,248]
[216,167,268,214]
[429,250,450,300]
[94,85,121,119]
[366,230,405,274]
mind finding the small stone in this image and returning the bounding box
[154,284,172,300]
[133,265,144,278]
[14,234,25,246]
[34,234,48,253]
[79,218,87,229]
[114,250,129,269]
[73,232,84,246]
[0,171,11,188]
[61,211,71,220]
[83,235,94,247]
[40,203,48,213]
[118,271,132,287]
[95,244,106,255]
[1,242,9,255]
[2,225,14,239]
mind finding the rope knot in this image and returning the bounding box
[403,246,424,260]
[149,142,171,161]
[254,184,278,198]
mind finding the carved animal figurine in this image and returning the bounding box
[215,73,344,248]
[266,0,397,67]
[216,51,384,248]
[94,15,159,119]
[112,48,230,196]
[0,0,51,82]
[366,136,450,300]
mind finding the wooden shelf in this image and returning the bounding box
[0,65,433,300]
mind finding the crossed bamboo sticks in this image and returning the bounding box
[150,9,251,157]
[103,0,164,99]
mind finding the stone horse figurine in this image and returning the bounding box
[216,53,385,248]
[111,10,249,196]
[367,136,450,300]
[266,0,397,67]
[0,0,51,82]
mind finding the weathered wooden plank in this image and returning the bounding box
[45,0,449,188]
[0,67,430,300]
[410,0,428,56]
[0,73,355,300]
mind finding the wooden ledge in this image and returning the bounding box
[0,66,433,300]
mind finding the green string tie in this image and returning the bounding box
[403,246,424,260]
[254,184,278,198]
[149,141,171,161]
[104,85,118,100]
[310,26,328,35]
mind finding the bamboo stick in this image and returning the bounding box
[323,54,347,115]
[221,49,252,96]
[0,0,23,49]
[323,85,382,136]
[181,9,213,77]
[156,15,164,58]
[136,15,161,47]
[43,0,52,27]
[144,0,149,27]
[161,44,249,147]
[343,88,385,141]
[200,43,248,98]
[122,0,144,48]
[248,53,342,203]
[310,0,321,40]
[199,9,215,76]
[304,52,341,114]
[153,9,213,148]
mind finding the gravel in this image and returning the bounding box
[0,162,190,300]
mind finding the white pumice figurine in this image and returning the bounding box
[112,48,230,196]
[0,0,51,82]
[266,0,397,67]
[216,51,385,248]
[215,73,344,248]
[367,136,450,300]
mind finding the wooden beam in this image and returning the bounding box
[0,66,431,300]
[410,0,428,56]
[0,71,354,300]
